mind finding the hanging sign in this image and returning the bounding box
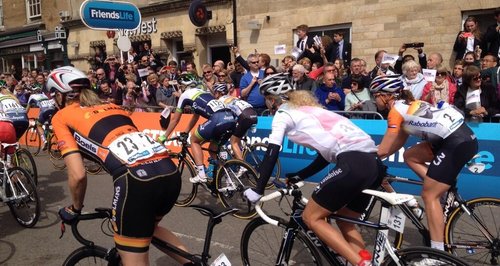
[80,0,141,30]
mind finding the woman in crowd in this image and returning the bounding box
[453,16,484,61]
[400,60,427,100]
[201,64,216,94]
[421,66,457,107]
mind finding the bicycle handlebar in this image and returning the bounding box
[65,208,112,247]
[255,182,306,226]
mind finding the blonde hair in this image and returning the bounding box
[78,89,104,107]
[0,87,20,104]
[287,90,322,108]
[402,60,421,75]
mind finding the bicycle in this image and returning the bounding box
[240,135,281,189]
[24,117,52,156]
[240,181,469,266]
[166,132,260,219]
[360,171,500,265]
[61,205,238,266]
[0,143,40,228]
[7,142,38,185]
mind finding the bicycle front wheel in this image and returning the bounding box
[241,216,323,266]
[6,167,40,228]
[243,142,280,189]
[215,159,260,219]
[13,148,38,186]
[172,155,198,207]
[24,125,41,156]
[445,197,500,265]
[63,246,111,266]
[382,247,468,266]
[48,134,66,170]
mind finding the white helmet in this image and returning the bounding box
[260,73,294,96]
[369,75,404,94]
[47,66,90,95]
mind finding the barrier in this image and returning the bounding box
[26,108,499,199]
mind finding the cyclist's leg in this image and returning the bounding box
[335,208,366,253]
[231,109,257,160]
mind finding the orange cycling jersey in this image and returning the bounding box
[52,102,168,175]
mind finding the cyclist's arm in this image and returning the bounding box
[377,130,408,160]
[163,110,182,138]
[293,154,330,180]
[184,113,200,133]
[64,152,87,210]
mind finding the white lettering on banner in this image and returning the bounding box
[124,17,158,36]
[74,133,98,154]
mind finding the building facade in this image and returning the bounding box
[0,0,498,74]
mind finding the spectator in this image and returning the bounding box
[334,59,348,81]
[167,60,180,80]
[395,43,427,74]
[185,61,198,76]
[96,79,121,104]
[281,55,296,73]
[156,75,180,110]
[95,68,107,93]
[231,45,270,71]
[454,65,499,122]
[480,55,500,94]
[295,24,321,64]
[14,84,29,106]
[145,73,160,107]
[217,70,238,97]
[103,55,121,84]
[400,60,426,100]
[421,66,457,106]
[229,60,245,94]
[341,58,371,92]
[30,69,39,80]
[360,59,369,76]
[213,60,225,75]
[122,80,146,112]
[292,64,316,91]
[92,47,106,69]
[463,51,479,67]
[426,52,443,70]
[344,77,376,112]
[264,66,277,77]
[315,72,345,111]
[481,54,498,70]
[368,50,397,80]
[239,54,266,114]
[201,64,217,94]
[328,30,352,68]
[453,16,485,60]
[452,59,465,88]
[484,10,500,59]
[298,57,312,73]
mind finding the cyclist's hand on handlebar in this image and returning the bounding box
[179,132,189,140]
[244,188,262,203]
[58,205,82,224]
[285,173,302,185]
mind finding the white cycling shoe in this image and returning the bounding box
[189,174,207,183]
[235,167,248,178]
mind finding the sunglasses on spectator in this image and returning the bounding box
[96,73,105,76]
[218,74,226,78]
[473,75,482,81]
[326,69,336,72]
[249,61,259,64]
[0,76,5,79]
[204,71,212,74]
[436,72,447,77]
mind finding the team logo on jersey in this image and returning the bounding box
[433,152,446,166]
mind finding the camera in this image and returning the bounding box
[404,42,424,48]
[134,85,142,94]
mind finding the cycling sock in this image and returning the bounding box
[196,165,206,176]
[430,240,445,251]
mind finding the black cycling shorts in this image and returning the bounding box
[312,151,384,214]
[427,123,478,186]
[233,108,257,138]
[39,109,56,125]
[112,156,181,253]
[195,110,236,144]
[13,120,29,140]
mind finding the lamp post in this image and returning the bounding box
[232,0,237,47]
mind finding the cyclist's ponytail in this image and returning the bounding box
[78,88,102,107]
[398,89,415,105]
[287,90,322,108]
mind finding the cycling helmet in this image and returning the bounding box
[46,66,90,95]
[369,75,404,94]
[178,72,199,87]
[213,82,228,95]
[260,73,294,96]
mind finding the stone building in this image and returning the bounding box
[0,0,498,74]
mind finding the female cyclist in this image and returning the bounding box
[244,73,385,266]
[49,66,193,266]
[370,75,478,251]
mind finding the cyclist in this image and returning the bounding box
[0,85,29,141]
[26,86,57,150]
[244,73,385,266]
[49,66,194,265]
[370,74,478,251]
[160,85,236,183]
[212,83,257,162]
[0,109,17,166]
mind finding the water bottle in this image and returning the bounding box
[358,249,372,266]
[406,198,424,220]
[206,158,217,180]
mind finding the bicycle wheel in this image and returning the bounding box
[171,154,198,207]
[24,125,41,156]
[241,216,323,266]
[49,134,66,170]
[382,246,468,266]
[215,159,260,219]
[6,167,40,228]
[445,197,500,265]
[84,158,103,175]
[63,246,110,266]
[13,148,38,186]
[242,142,280,189]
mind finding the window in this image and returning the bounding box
[0,0,3,26]
[26,0,41,21]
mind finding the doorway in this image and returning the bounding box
[210,45,231,66]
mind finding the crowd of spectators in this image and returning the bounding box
[1,11,499,122]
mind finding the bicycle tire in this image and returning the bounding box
[24,125,41,156]
[172,154,198,207]
[215,159,260,219]
[13,148,38,186]
[243,142,280,189]
[6,167,40,228]
[382,246,468,266]
[445,197,500,265]
[63,246,110,266]
[241,216,323,266]
[48,134,66,170]
[84,158,103,175]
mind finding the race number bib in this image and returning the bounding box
[433,106,464,136]
[233,100,252,111]
[108,132,167,164]
[39,99,55,108]
[2,98,24,112]
[207,100,226,113]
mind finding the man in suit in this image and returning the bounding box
[328,31,352,68]
[484,10,500,60]
[295,24,321,64]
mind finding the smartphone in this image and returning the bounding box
[404,42,424,48]
[462,32,473,38]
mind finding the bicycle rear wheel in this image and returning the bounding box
[382,247,468,266]
[241,216,323,266]
[216,159,260,219]
[63,246,111,266]
[24,125,41,156]
[243,142,280,189]
[6,167,40,228]
[445,197,500,265]
[84,158,103,175]
[49,134,66,170]
[172,155,198,207]
[13,148,38,185]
